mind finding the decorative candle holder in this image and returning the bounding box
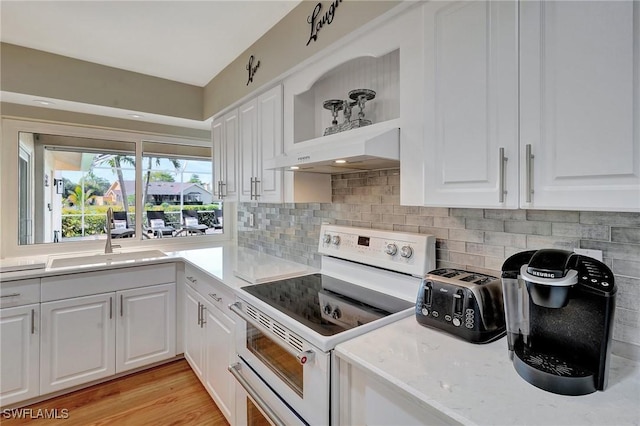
[323,99,344,135]
[347,89,376,128]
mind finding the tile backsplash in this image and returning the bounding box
[238,169,640,358]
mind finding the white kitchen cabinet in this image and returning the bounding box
[116,283,176,373]
[183,269,236,424]
[417,0,639,211]
[184,284,205,377]
[213,109,239,201]
[239,85,283,203]
[519,0,640,211]
[40,293,115,394]
[337,358,458,426]
[0,304,39,406]
[422,0,518,208]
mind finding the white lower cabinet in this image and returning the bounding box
[116,283,176,373]
[40,293,115,394]
[0,304,40,406]
[40,283,176,395]
[338,358,458,426]
[183,273,235,425]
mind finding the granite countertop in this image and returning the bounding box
[335,316,640,426]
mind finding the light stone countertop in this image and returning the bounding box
[0,243,316,291]
[335,316,640,426]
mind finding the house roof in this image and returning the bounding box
[111,181,210,196]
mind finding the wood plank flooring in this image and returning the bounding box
[2,359,229,426]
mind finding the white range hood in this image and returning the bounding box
[264,127,400,173]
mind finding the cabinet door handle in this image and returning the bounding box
[120,295,124,317]
[254,178,260,199]
[220,181,226,199]
[109,297,113,320]
[208,293,222,302]
[200,304,206,328]
[499,147,508,203]
[197,301,201,326]
[250,177,255,200]
[525,144,534,203]
[31,309,35,334]
[1,293,21,298]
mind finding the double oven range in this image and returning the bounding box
[229,225,435,425]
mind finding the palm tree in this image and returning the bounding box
[66,185,96,207]
[93,155,135,213]
[143,157,181,206]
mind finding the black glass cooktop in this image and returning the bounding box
[241,273,413,336]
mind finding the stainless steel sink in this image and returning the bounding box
[48,250,167,269]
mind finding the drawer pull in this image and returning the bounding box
[109,297,113,320]
[208,293,222,302]
[186,276,197,284]
[1,293,21,298]
[120,294,124,317]
[31,309,35,334]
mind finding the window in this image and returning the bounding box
[11,127,222,247]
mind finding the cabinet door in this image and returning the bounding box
[239,98,258,202]
[212,116,224,199]
[423,0,518,208]
[520,0,640,211]
[0,304,39,406]
[116,283,176,373]
[222,109,239,201]
[203,301,235,424]
[183,285,204,378]
[40,293,115,394]
[257,85,284,203]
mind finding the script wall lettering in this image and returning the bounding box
[246,55,260,86]
[306,0,343,46]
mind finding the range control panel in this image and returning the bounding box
[318,224,435,277]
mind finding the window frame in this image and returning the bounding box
[1,119,232,259]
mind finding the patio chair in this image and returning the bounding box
[109,211,135,239]
[180,209,208,235]
[146,210,177,237]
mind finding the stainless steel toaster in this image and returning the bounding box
[415,268,506,343]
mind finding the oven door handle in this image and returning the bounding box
[229,362,286,426]
[229,302,313,362]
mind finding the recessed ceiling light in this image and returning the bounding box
[290,166,300,170]
[33,99,54,106]
[128,114,144,119]
[335,160,347,164]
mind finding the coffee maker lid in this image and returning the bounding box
[520,265,578,286]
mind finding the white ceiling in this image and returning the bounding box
[1,0,301,87]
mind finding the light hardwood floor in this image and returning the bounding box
[2,359,229,426]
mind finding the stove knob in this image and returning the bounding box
[385,243,398,256]
[323,304,332,315]
[331,308,342,319]
[400,245,413,259]
[331,235,341,246]
[323,234,332,244]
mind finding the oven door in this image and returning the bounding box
[230,358,306,426]
[230,301,330,426]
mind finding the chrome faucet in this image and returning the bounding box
[105,208,121,254]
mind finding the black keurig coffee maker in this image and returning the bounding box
[501,249,616,396]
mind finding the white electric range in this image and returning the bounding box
[229,224,435,426]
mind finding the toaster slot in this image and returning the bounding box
[424,281,433,306]
[453,289,464,315]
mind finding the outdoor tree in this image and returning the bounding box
[143,157,181,205]
[66,185,96,207]
[93,155,135,213]
[149,171,176,182]
[189,174,202,184]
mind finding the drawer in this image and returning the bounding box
[184,266,235,314]
[42,263,177,302]
[0,278,40,308]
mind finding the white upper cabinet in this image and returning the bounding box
[213,109,239,201]
[239,85,283,203]
[415,0,639,211]
[520,0,640,211]
[422,0,518,208]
